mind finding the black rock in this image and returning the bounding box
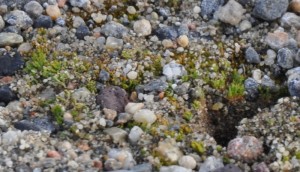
[96,86,128,113]
[75,25,90,40]
[214,164,242,172]
[14,117,57,133]
[0,52,25,76]
[34,15,53,28]
[0,85,17,105]
[201,0,225,19]
[155,26,178,40]
[252,0,289,21]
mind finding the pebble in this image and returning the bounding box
[129,126,143,144]
[107,149,136,170]
[6,101,23,113]
[4,10,33,29]
[162,39,174,48]
[142,79,168,93]
[193,6,201,14]
[0,32,23,47]
[239,20,252,31]
[200,0,224,19]
[101,21,128,39]
[24,1,43,18]
[46,5,61,20]
[290,0,300,13]
[2,130,21,146]
[177,35,189,47]
[47,150,61,159]
[0,85,17,105]
[154,138,183,164]
[57,0,67,7]
[227,136,263,163]
[133,19,152,36]
[287,71,300,97]
[105,36,124,50]
[265,31,289,50]
[98,69,110,82]
[252,162,270,172]
[71,87,91,103]
[14,117,57,133]
[34,15,53,28]
[127,71,138,80]
[104,127,128,144]
[103,108,117,120]
[127,6,136,14]
[72,16,85,28]
[199,156,224,172]
[178,156,197,170]
[155,26,178,40]
[96,86,129,113]
[261,75,276,90]
[214,164,242,172]
[91,12,107,24]
[125,103,144,115]
[245,47,261,64]
[277,48,294,69]
[0,52,24,76]
[70,0,90,8]
[253,0,289,21]
[163,61,187,81]
[244,78,259,100]
[215,0,246,26]
[133,109,157,125]
[280,12,300,29]
[55,17,65,26]
[0,16,4,30]
[160,165,192,172]
[75,25,90,40]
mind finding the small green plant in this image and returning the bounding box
[51,104,64,125]
[183,110,193,121]
[191,141,206,155]
[295,151,300,159]
[227,71,245,101]
[25,47,47,76]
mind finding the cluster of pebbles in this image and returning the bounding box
[0,0,300,171]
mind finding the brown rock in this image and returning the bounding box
[57,0,67,8]
[177,35,189,48]
[46,5,61,20]
[265,31,289,50]
[47,150,61,159]
[290,0,300,13]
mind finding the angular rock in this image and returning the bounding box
[104,127,128,144]
[0,85,17,105]
[133,109,157,125]
[0,52,24,76]
[0,32,23,47]
[46,5,61,20]
[96,86,128,113]
[14,117,57,133]
[106,149,136,170]
[252,0,289,21]
[216,0,246,26]
[24,1,43,18]
[227,136,263,163]
[4,10,33,29]
[277,48,294,69]
[101,21,128,39]
[245,47,260,64]
[155,26,178,40]
[199,156,224,172]
[287,72,300,97]
[201,0,224,19]
[163,61,187,81]
[105,36,123,50]
[133,19,152,36]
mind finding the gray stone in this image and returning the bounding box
[105,37,123,50]
[280,12,300,29]
[0,52,24,76]
[98,69,110,82]
[75,25,90,40]
[245,47,260,64]
[261,75,275,90]
[104,127,128,144]
[3,26,21,34]
[155,26,178,40]
[24,1,43,18]
[55,17,65,26]
[70,0,90,8]
[0,85,17,105]
[131,163,153,172]
[277,48,294,69]
[160,166,192,172]
[215,0,246,26]
[133,19,152,36]
[96,86,129,113]
[0,32,23,47]
[101,21,128,39]
[265,31,289,50]
[244,78,259,100]
[163,61,187,81]
[200,0,224,19]
[214,164,242,172]
[143,79,168,93]
[199,156,224,172]
[14,117,57,133]
[287,72,300,97]
[174,82,190,96]
[34,15,53,28]
[252,0,289,21]
[4,10,33,29]
[128,126,143,144]
[0,16,4,30]
[71,87,91,103]
[107,149,136,170]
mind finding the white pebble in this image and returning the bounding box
[127,71,138,80]
[129,126,144,143]
[133,109,157,125]
[125,103,144,115]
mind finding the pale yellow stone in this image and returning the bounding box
[177,35,189,48]
[46,5,61,20]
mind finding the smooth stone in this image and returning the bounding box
[0,85,17,105]
[101,21,128,39]
[0,32,23,47]
[125,103,144,115]
[133,19,152,36]
[105,36,123,50]
[4,10,33,29]
[104,127,128,144]
[200,0,224,19]
[199,156,224,172]
[245,47,260,64]
[91,12,107,24]
[160,166,192,172]
[46,5,61,20]
[239,20,252,31]
[127,71,138,80]
[75,25,90,40]
[18,42,32,54]
[280,12,300,29]
[265,31,289,50]
[155,26,178,40]
[277,48,294,69]
[103,108,117,120]
[290,0,300,13]
[162,39,174,48]
[72,16,85,28]
[177,35,189,47]
[24,1,43,18]
[133,109,157,125]
[178,156,197,169]
[127,6,136,14]
[34,15,53,28]
[129,126,143,144]
[0,52,24,76]
[252,0,289,21]
[215,0,246,26]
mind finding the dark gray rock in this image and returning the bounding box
[70,0,89,8]
[4,10,33,29]
[0,85,17,105]
[155,26,178,40]
[141,79,168,93]
[277,48,294,69]
[287,73,300,97]
[98,69,110,83]
[75,25,90,40]
[245,47,260,64]
[0,0,47,9]
[252,0,289,21]
[14,117,57,133]
[214,164,242,172]
[0,52,24,76]
[261,75,275,90]
[34,15,53,28]
[177,24,189,36]
[15,164,32,172]
[201,0,224,19]
[24,0,43,18]
[244,78,259,100]
[96,86,129,113]
[3,26,21,34]
[101,21,128,39]
[174,82,190,96]
[158,7,171,20]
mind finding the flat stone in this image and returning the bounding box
[24,1,43,18]
[265,31,289,50]
[0,32,23,47]
[104,127,128,144]
[252,0,289,21]
[4,10,33,29]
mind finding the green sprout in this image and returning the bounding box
[51,104,64,125]
[191,141,206,155]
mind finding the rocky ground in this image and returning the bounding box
[0,0,300,171]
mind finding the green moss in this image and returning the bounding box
[183,110,193,121]
[227,71,245,101]
[25,47,47,77]
[51,104,64,125]
[282,155,290,162]
[295,151,300,159]
[86,80,97,93]
[191,141,206,155]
